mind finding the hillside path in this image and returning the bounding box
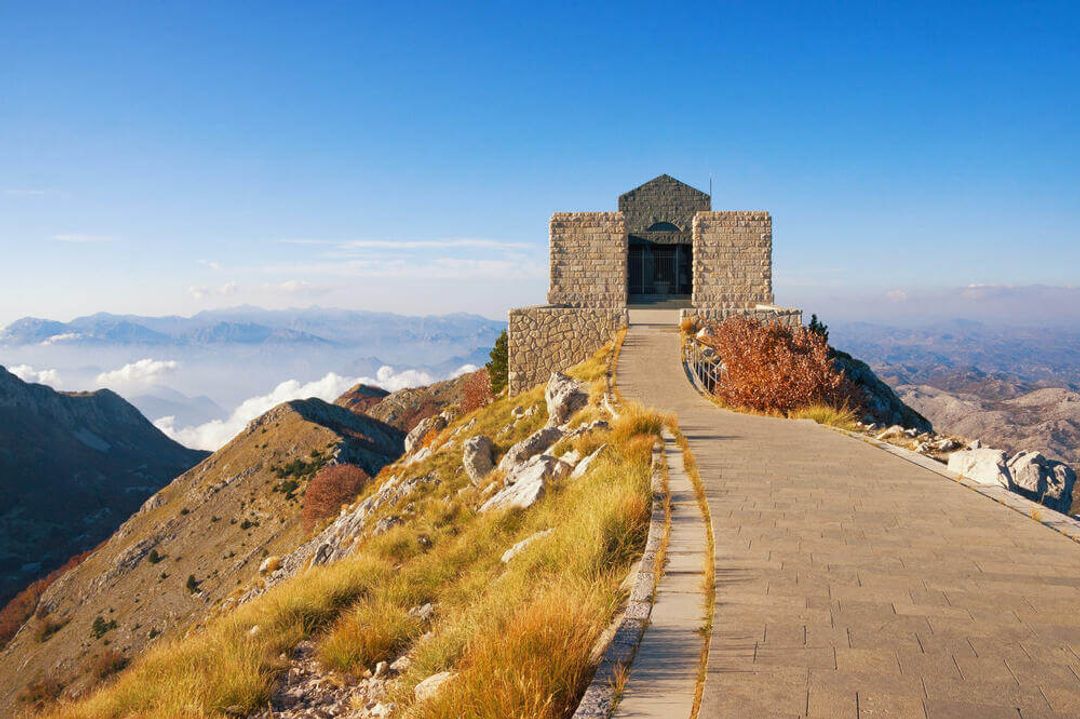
[614,430,708,718]
[616,321,1080,719]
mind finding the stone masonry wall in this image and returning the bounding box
[548,212,627,307]
[680,306,802,329]
[508,306,629,394]
[691,211,774,308]
[618,174,710,236]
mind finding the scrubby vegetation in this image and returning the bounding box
[39,341,664,719]
[0,550,91,648]
[301,464,370,532]
[460,367,493,413]
[697,316,854,419]
[486,330,509,395]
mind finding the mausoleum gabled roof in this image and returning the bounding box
[618,174,710,204]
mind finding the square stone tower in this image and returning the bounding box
[507,175,801,393]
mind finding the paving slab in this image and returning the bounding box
[615,432,708,718]
[617,323,1080,719]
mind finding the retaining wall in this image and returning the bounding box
[508,305,628,394]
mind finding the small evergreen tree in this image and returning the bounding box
[185,574,200,594]
[486,330,508,395]
[808,314,829,343]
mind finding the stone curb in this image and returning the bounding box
[571,443,667,719]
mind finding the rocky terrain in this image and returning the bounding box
[0,373,472,713]
[894,380,1080,467]
[0,366,207,606]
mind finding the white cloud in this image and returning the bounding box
[155,365,474,451]
[188,282,239,300]
[8,364,61,387]
[200,259,223,271]
[3,188,51,197]
[53,233,113,243]
[254,257,545,281]
[40,332,80,346]
[885,289,909,302]
[277,237,531,251]
[96,358,179,389]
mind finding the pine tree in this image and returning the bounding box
[486,330,509,395]
[808,314,829,343]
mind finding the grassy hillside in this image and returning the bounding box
[35,342,666,719]
[0,399,404,713]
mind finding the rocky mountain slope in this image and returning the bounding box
[0,374,471,713]
[896,382,1080,466]
[0,366,207,606]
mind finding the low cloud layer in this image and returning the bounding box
[8,364,61,387]
[96,358,179,389]
[154,364,475,451]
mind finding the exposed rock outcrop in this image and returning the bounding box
[1006,451,1076,513]
[947,448,1012,487]
[462,435,494,485]
[545,372,588,427]
[481,455,572,513]
[497,427,563,472]
[831,351,932,432]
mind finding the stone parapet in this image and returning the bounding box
[691,211,773,308]
[548,212,627,308]
[508,305,628,394]
[680,305,802,329]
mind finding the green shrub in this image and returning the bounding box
[486,330,508,395]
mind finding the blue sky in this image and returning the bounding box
[1,1,1078,325]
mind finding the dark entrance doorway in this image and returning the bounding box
[628,241,692,298]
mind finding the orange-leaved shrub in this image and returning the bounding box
[699,316,852,414]
[460,368,493,413]
[301,464,370,532]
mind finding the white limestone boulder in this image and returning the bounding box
[414,671,455,702]
[570,444,606,480]
[405,414,448,453]
[500,528,554,563]
[462,435,495,485]
[497,426,563,472]
[480,454,571,513]
[1006,451,1076,513]
[947,448,1011,488]
[545,372,588,427]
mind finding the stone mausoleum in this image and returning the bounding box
[507,174,802,393]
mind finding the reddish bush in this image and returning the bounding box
[460,368,493,414]
[0,549,92,648]
[302,464,370,532]
[92,648,129,679]
[699,316,851,414]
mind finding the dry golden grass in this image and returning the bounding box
[788,403,859,431]
[40,339,666,719]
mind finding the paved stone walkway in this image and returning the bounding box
[616,430,708,718]
[617,323,1080,719]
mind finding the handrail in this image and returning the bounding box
[684,336,727,394]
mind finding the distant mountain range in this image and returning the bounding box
[831,319,1080,466]
[0,307,506,350]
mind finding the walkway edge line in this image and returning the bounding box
[829,425,1080,544]
[571,442,668,718]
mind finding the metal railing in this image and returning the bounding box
[684,337,727,394]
